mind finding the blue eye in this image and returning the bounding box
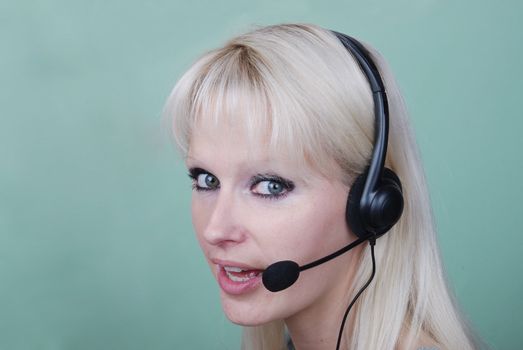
[197,173,219,189]
[250,174,294,199]
[188,168,220,191]
[252,180,285,195]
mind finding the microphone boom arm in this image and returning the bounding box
[300,237,368,271]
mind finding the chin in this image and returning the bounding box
[219,291,278,326]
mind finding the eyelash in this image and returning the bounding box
[187,168,294,200]
[250,174,294,200]
[187,168,216,192]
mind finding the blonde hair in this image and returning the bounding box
[164,23,478,349]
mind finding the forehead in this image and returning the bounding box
[187,119,283,168]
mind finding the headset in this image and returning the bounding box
[332,31,404,239]
[262,31,404,292]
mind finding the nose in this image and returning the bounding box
[200,188,246,247]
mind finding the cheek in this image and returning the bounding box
[190,197,211,247]
[269,197,350,262]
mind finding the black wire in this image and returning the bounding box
[335,239,377,350]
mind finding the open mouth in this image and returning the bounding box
[223,266,263,282]
[217,264,263,295]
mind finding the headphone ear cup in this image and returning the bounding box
[368,168,404,235]
[381,168,402,191]
[346,168,404,239]
[346,172,368,239]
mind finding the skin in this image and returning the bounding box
[185,119,364,349]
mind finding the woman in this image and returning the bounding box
[164,23,478,349]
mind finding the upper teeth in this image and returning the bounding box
[224,266,244,272]
[223,265,260,283]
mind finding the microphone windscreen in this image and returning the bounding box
[262,260,300,292]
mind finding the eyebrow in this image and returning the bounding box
[184,155,204,170]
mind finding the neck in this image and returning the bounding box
[284,249,362,350]
[285,306,342,350]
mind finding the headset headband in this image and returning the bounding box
[331,31,391,233]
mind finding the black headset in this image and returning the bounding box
[332,31,405,350]
[332,31,404,240]
[262,32,406,294]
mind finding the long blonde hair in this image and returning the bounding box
[164,23,478,349]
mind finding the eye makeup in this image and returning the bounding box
[249,173,295,200]
[187,167,295,200]
[187,167,220,191]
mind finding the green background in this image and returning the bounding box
[1,0,521,349]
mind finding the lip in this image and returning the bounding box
[211,258,264,270]
[212,258,264,295]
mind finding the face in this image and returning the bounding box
[186,119,361,326]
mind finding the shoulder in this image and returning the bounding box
[397,330,442,350]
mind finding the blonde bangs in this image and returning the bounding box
[190,46,272,150]
[166,33,373,179]
[167,39,348,176]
